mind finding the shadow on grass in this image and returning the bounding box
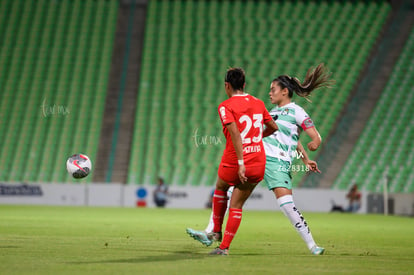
[68,249,210,264]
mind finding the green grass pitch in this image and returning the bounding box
[0,205,413,274]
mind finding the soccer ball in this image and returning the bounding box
[66,154,92,179]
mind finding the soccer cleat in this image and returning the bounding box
[186,228,213,246]
[311,245,325,255]
[207,231,222,242]
[209,247,229,256]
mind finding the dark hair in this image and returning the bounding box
[274,63,334,100]
[225,67,245,91]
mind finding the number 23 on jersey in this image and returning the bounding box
[239,114,263,144]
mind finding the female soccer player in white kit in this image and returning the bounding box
[187,64,333,255]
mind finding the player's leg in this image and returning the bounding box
[186,187,234,246]
[204,212,215,233]
[265,158,324,255]
[219,183,256,247]
[186,199,217,246]
[205,186,234,233]
[186,176,229,247]
[210,183,256,255]
[274,188,324,254]
[211,165,264,255]
[210,177,230,236]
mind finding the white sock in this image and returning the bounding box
[205,211,215,233]
[205,187,234,233]
[277,195,316,250]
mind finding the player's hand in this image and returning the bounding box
[238,165,247,184]
[306,160,321,173]
[307,141,319,151]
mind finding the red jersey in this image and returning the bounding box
[218,94,272,167]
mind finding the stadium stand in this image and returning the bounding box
[128,0,391,186]
[334,26,414,193]
[0,0,118,183]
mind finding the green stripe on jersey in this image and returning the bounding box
[263,137,289,151]
[276,122,292,137]
[277,113,296,125]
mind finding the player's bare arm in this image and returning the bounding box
[262,120,278,138]
[297,141,321,173]
[304,127,322,151]
[225,122,247,183]
[297,141,310,163]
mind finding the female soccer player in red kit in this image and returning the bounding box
[208,68,278,255]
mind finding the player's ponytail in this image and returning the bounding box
[275,63,334,100]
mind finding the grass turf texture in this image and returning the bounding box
[0,205,413,275]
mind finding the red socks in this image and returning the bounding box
[219,208,242,250]
[212,190,228,233]
[212,190,243,250]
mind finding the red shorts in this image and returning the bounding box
[218,163,265,185]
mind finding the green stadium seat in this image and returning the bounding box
[334,25,414,193]
[0,0,118,183]
[128,0,391,186]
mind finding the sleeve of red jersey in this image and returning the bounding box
[218,103,235,125]
[262,101,273,123]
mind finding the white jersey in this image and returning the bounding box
[263,102,314,163]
